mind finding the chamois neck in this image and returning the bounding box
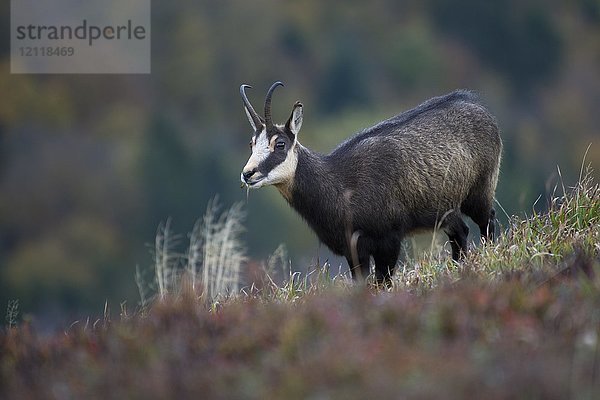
[289,144,333,203]
[282,144,348,253]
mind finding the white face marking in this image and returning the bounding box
[243,128,269,174]
[269,134,279,152]
[241,128,299,189]
[265,145,297,185]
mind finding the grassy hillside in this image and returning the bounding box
[1,170,599,399]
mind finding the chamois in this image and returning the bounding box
[240,82,502,284]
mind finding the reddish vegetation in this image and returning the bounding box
[2,257,599,399]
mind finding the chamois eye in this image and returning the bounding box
[275,142,285,150]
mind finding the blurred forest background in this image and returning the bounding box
[0,0,599,321]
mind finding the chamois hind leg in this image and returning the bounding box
[442,212,469,261]
[462,198,496,242]
[462,178,497,242]
[483,208,496,241]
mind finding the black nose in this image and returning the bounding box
[242,169,256,181]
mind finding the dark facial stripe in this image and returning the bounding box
[257,150,287,176]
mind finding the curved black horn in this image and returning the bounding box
[240,84,263,128]
[264,81,284,131]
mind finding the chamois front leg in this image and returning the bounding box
[373,251,399,288]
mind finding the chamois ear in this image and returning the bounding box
[285,101,303,137]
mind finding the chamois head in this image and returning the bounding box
[240,82,303,189]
